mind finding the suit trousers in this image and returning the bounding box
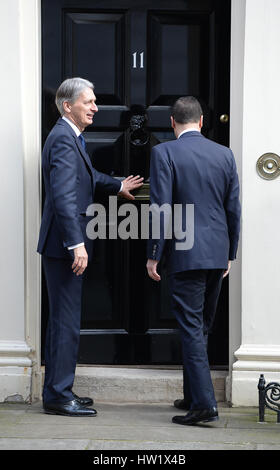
[169,269,224,410]
[42,255,83,404]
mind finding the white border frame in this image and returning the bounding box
[24,0,243,402]
[227,0,244,401]
[20,0,42,401]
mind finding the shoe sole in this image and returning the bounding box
[201,416,219,423]
[44,409,97,417]
[173,415,219,425]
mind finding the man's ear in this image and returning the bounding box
[170,116,175,129]
[63,101,71,114]
[199,115,203,129]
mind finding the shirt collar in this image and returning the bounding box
[177,128,200,139]
[62,116,81,137]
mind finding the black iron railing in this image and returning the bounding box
[258,374,280,423]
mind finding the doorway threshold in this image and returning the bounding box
[71,366,228,404]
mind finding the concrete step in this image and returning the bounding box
[69,366,228,403]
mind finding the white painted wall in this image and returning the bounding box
[231,0,280,405]
[19,0,42,400]
[0,0,41,402]
[0,0,25,343]
[241,0,280,347]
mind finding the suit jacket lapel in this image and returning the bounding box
[57,118,94,177]
[74,136,94,176]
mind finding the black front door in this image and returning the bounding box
[41,0,231,367]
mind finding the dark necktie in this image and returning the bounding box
[79,134,86,150]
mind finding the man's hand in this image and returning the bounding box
[119,175,144,200]
[146,259,161,282]
[72,245,88,276]
[223,260,231,278]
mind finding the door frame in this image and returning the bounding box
[23,0,242,401]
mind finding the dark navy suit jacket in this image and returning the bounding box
[37,118,121,260]
[147,131,241,273]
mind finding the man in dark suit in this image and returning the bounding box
[38,77,143,416]
[146,96,240,425]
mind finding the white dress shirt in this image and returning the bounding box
[62,115,81,137]
[177,128,200,139]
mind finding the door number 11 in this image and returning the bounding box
[132,52,144,69]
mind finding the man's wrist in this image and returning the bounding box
[67,242,85,250]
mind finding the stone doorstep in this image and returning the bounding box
[42,366,227,403]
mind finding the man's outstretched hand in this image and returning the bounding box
[119,175,144,200]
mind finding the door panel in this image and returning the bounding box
[41,0,231,367]
[64,12,127,105]
[148,12,208,105]
[86,132,124,176]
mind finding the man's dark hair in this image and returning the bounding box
[171,96,203,124]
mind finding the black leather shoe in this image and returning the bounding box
[43,399,97,417]
[173,399,190,411]
[72,393,94,407]
[172,407,218,426]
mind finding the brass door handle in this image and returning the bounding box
[117,182,150,200]
[133,183,150,200]
[220,114,229,124]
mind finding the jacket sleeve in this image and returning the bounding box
[49,135,84,248]
[92,168,122,194]
[224,150,241,260]
[147,145,174,261]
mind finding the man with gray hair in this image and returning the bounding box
[37,77,143,416]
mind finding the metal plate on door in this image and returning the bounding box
[256,153,280,180]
